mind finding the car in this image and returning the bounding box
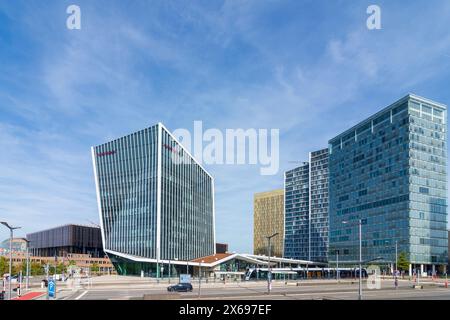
[167,283,193,292]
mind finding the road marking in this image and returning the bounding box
[75,290,88,300]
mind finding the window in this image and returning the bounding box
[419,187,429,194]
[422,105,432,114]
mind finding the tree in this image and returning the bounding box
[30,262,45,276]
[397,252,409,271]
[91,263,100,274]
[0,256,9,275]
[56,262,66,274]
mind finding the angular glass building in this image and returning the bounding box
[284,163,310,260]
[329,94,448,273]
[92,123,215,276]
[284,148,329,262]
[309,149,329,263]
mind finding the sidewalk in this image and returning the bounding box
[12,292,46,300]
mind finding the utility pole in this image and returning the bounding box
[198,260,204,298]
[46,263,49,300]
[25,239,30,291]
[342,219,363,300]
[265,233,279,294]
[1,222,21,300]
[336,250,339,281]
[395,241,398,273]
[359,219,362,300]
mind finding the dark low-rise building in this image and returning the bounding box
[27,224,105,258]
[216,243,229,254]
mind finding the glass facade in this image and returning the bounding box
[284,148,329,262]
[92,123,215,275]
[27,224,104,257]
[329,94,448,267]
[284,163,309,260]
[309,149,329,262]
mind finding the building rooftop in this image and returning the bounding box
[26,223,100,237]
[329,94,447,145]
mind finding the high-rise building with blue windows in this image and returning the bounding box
[329,94,448,273]
[92,123,215,276]
[309,149,329,262]
[284,162,310,260]
[284,148,329,262]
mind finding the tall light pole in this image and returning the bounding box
[173,258,178,283]
[342,219,362,300]
[336,250,339,281]
[198,260,204,298]
[24,239,31,291]
[265,232,279,294]
[395,241,398,274]
[168,258,171,284]
[1,222,21,300]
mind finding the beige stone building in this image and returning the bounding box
[253,189,284,258]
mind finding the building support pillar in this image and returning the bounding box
[409,264,412,277]
[420,264,424,275]
[432,265,436,275]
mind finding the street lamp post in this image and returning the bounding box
[24,239,30,291]
[336,250,339,281]
[265,232,279,294]
[359,220,362,300]
[198,260,204,298]
[173,258,178,283]
[395,241,398,288]
[1,222,21,300]
[342,219,362,300]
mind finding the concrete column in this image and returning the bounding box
[420,264,424,275]
[409,264,412,277]
[432,265,436,275]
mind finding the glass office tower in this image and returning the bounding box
[329,94,448,272]
[92,123,215,276]
[284,163,310,260]
[309,149,329,263]
[284,148,329,262]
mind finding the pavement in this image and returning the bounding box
[12,292,46,300]
[31,277,450,300]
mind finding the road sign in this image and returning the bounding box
[180,274,191,284]
[48,278,56,298]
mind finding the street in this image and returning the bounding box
[38,277,450,301]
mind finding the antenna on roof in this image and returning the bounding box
[87,220,100,228]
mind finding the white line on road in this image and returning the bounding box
[75,290,88,300]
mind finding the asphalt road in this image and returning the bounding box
[56,280,450,300]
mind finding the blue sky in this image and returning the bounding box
[0,0,450,253]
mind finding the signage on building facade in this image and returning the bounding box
[97,150,116,157]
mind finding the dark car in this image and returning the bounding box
[167,283,193,292]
